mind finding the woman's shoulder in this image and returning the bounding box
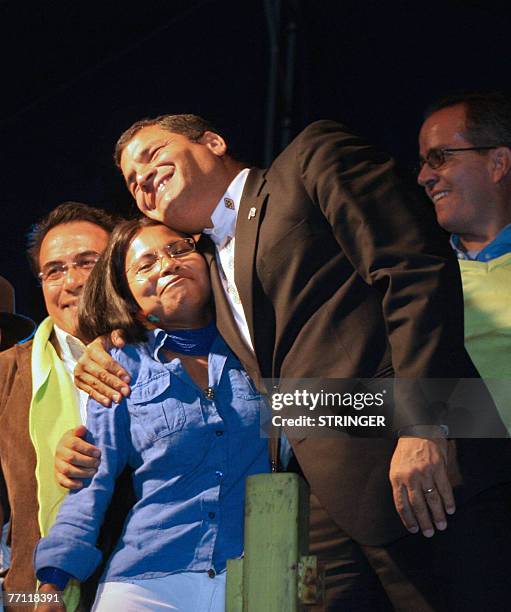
[110,342,152,383]
[110,341,169,390]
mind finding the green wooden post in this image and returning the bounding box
[226,558,244,612]
[226,472,311,612]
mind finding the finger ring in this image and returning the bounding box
[424,487,435,494]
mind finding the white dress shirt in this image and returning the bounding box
[53,324,89,426]
[204,168,254,351]
[204,169,292,468]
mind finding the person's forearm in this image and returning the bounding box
[35,399,131,582]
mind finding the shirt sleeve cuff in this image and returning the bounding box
[398,424,449,438]
[37,567,72,590]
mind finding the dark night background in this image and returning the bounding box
[1,0,510,323]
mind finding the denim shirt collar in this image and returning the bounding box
[147,328,169,363]
[145,327,233,383]
[147,328,225,363]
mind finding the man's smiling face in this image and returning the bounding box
[418,104,496,238]
[39,221,109,337]
[120,125,229,234]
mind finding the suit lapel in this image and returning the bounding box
[234,168,268,353]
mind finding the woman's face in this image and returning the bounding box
[125,224,211,329]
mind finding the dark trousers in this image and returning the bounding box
[308,483,511,612]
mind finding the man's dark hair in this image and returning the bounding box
[27,201,121,276]
[79,217,175,344]
[114,114,223,167]
[425,91,511,148]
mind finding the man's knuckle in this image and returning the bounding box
[97,370,111,384]
[391,469,406,482]
[92,392,105,404]
[91,378,105,392]
[410,465,426,477]
[61,465,73,477]
[409,495,424,508]
[414,508,429,521]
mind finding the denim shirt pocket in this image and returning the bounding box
[227,368,261,400]
[129,371,186,441]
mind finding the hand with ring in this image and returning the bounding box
[389,436,456,538]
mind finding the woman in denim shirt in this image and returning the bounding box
[34,217,270,611]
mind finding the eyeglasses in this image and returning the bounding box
[127,238,196,280]
[419,146,499,171]
[38,252,101,285]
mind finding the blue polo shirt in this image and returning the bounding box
[35,331,270,585]
[451,223,511,261]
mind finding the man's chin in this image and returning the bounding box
[161,210,205,235]
[435,215,458,235]
[55,313,80,338]
[434,203,455,233]
[144,206,167,225]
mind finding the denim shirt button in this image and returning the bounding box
[204,387,215,400]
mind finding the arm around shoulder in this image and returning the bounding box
[73,333,131,406]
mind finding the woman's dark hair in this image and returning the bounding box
[79,216,165,344]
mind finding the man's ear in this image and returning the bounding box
[199,131,228,158]
[491,147,511,183]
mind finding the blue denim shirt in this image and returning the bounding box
[35,330,270,584]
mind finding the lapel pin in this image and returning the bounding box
[248,207,257,220]
[224,197,235,210]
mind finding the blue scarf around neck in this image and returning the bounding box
[162,320,218,356]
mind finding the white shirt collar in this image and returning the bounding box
[204,168,250,247]
[53,324,86,366]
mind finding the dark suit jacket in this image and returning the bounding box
[201,121,511,545]
[0,340,133,611]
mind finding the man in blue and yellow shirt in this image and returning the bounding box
[418,91,511,428]
[0,202,120,611]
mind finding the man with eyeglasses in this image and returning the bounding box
[0,202,129,611]
[418,91,511,430]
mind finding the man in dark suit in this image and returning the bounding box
[72,115,511,610]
